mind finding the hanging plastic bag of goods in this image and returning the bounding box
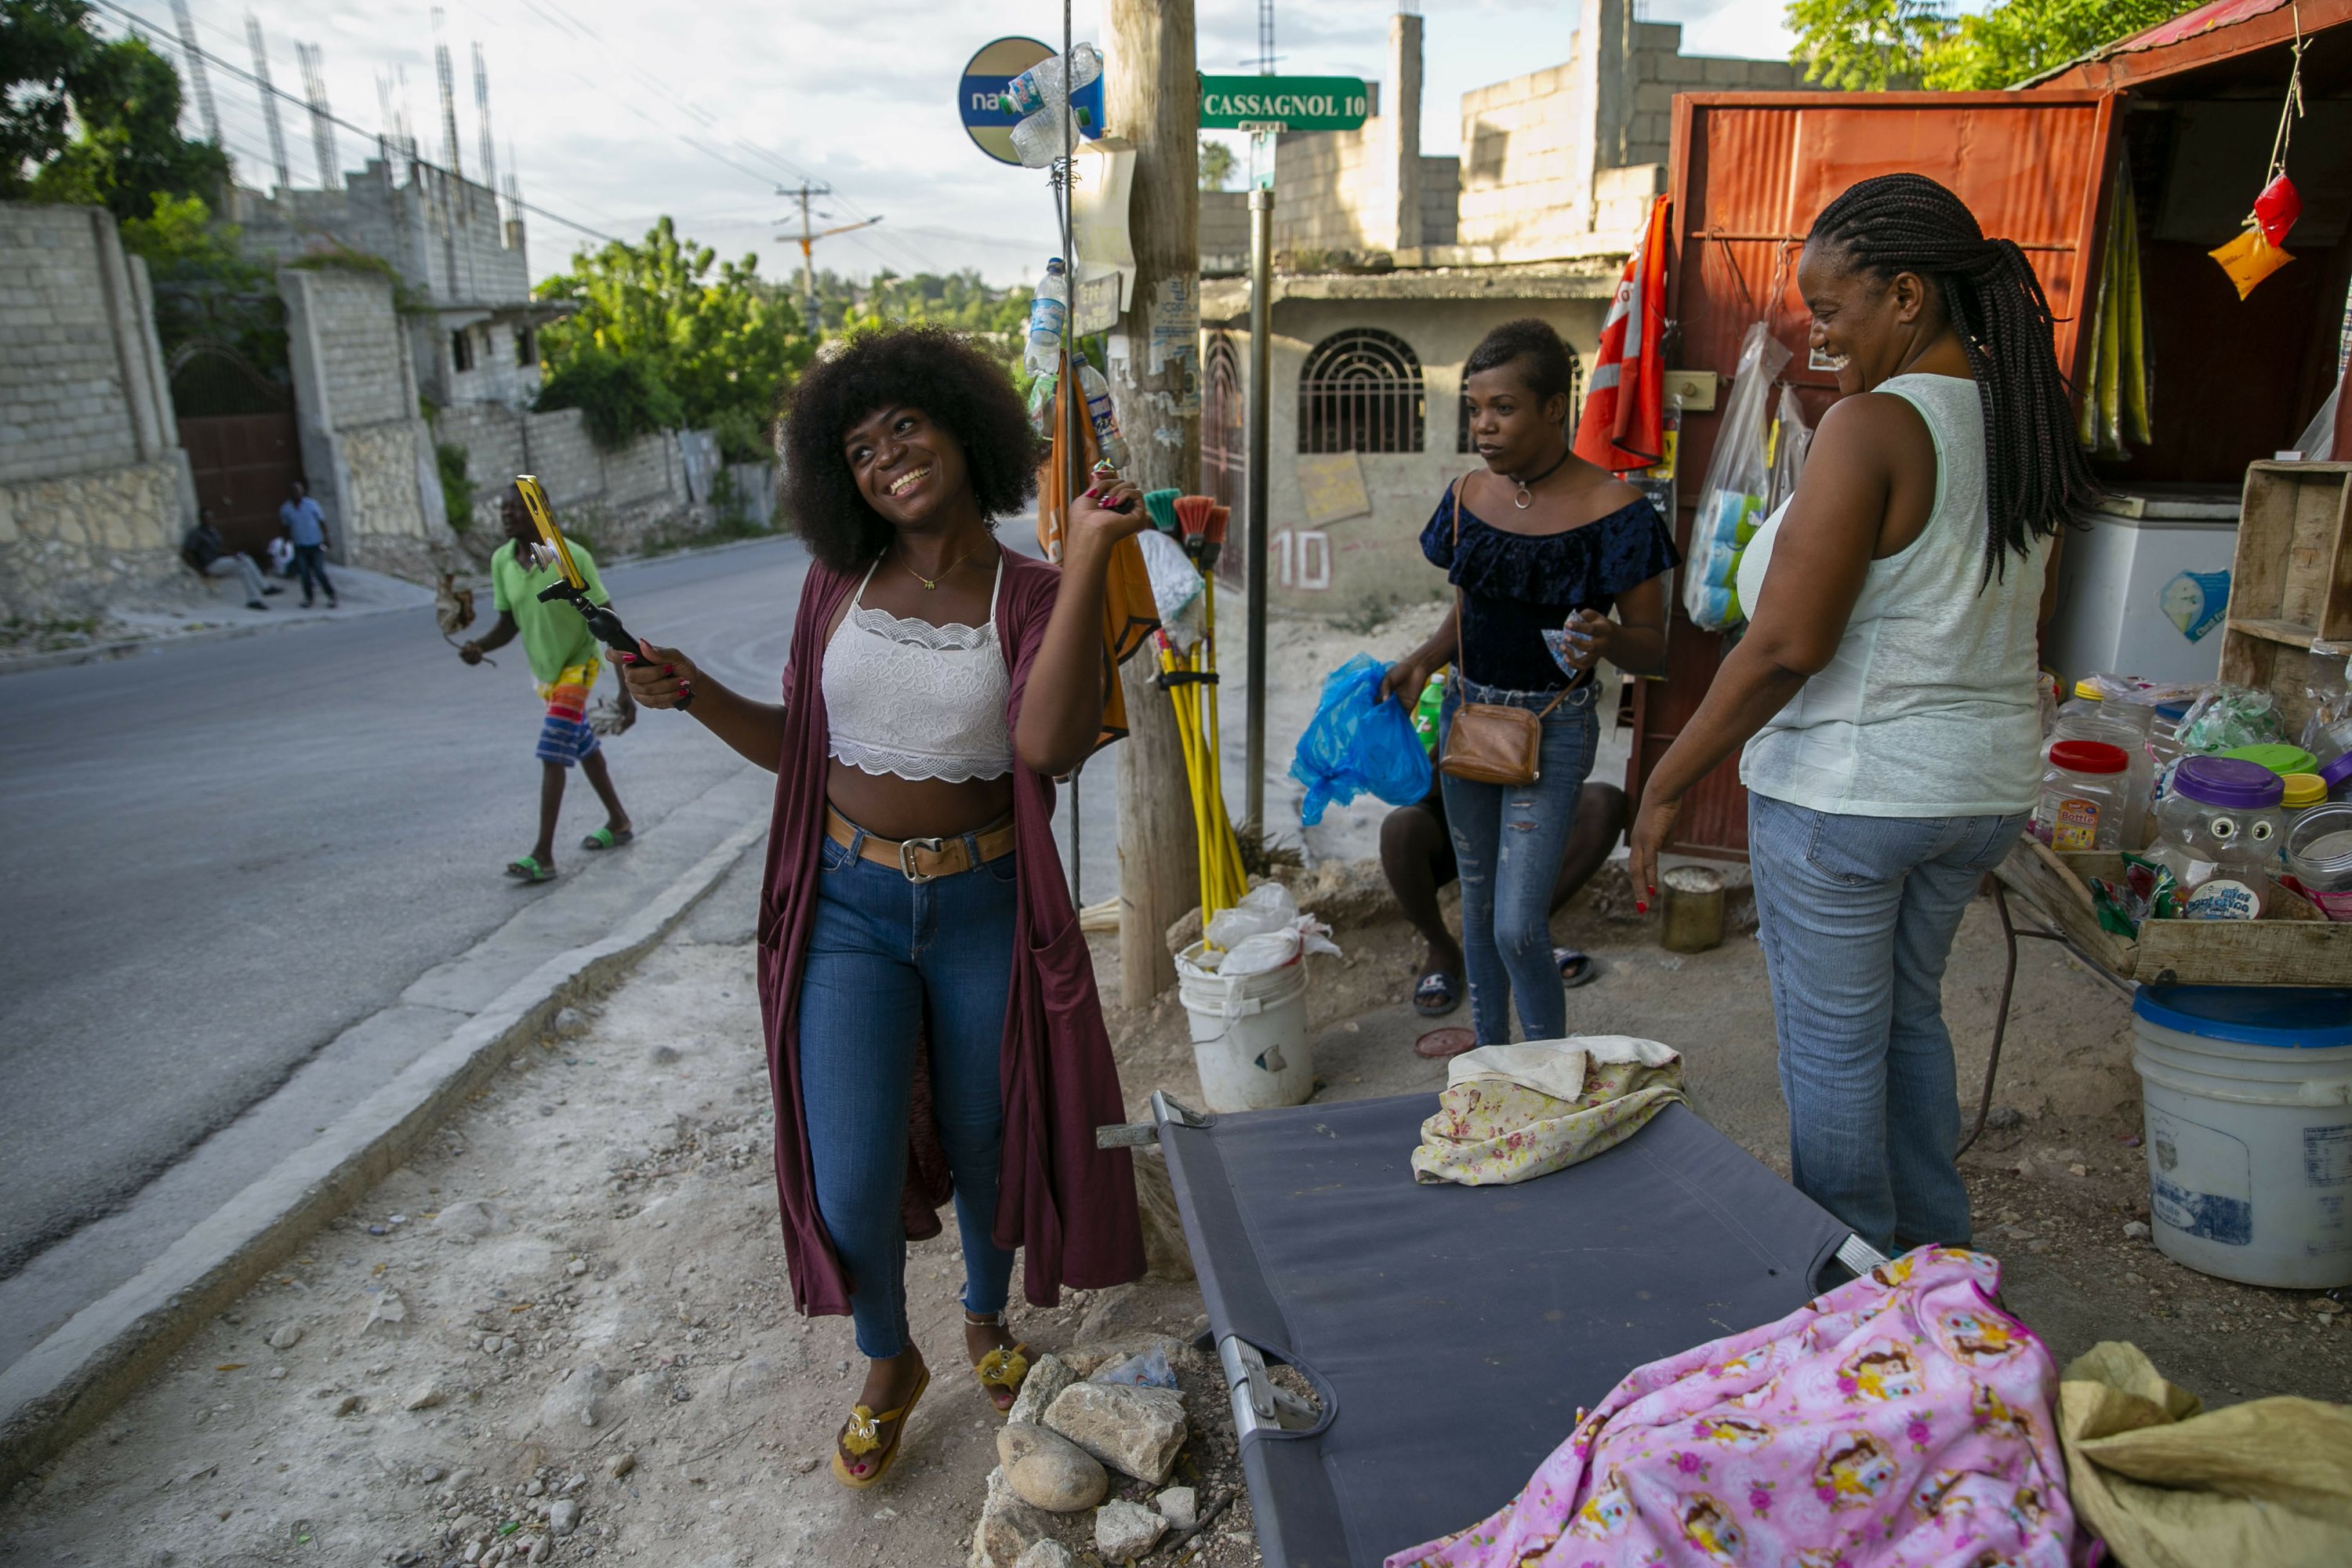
[1683,321,1790,632]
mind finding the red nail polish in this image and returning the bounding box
[1635,901,1648,914]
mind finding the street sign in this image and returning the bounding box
[960,36,1105,165]
[1197,75,1368,133]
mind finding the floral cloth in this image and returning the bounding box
[1387,1248,2074,1568]
[1411,1037,1684,1187]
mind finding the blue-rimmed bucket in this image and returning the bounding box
[2131,985,2352,1288]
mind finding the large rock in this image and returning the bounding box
[1075,1283,1161,1348]
[1156,1485,1198,1530]
[1013,1543,1076,1568]
[1005,1352,1078,1428]
[1043,1383,1187,1485]
[996,1423,1106,1513]
[1096,1499,1168,1562]
[968,1466,1057,1568]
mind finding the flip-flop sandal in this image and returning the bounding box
[1414,1025,1478,1060]
[830,1366,931,1490]
[973,1341,1032,1415]
[504,855,557,884]
[580,826,634,851]
[1411,971,1460,1018]
[1555,947,1599,989]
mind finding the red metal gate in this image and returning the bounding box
[179,412,304,557]
[1632,90,2116,855]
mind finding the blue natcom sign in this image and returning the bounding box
[960,36,1105,165]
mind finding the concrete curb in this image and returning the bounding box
[1,532,796,678]
[0,812,769,1492]
[0,599,421,677]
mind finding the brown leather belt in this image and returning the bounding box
[826,806,1015,884]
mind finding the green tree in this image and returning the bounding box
[1200,138,1236,192]
[3,0,227,220]
[1922,0,2200,89]
[533,217,812,449]
[1788,0,2200,90]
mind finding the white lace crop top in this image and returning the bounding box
[820,555,1014,782]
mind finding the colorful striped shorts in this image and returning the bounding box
[535,660,603,767]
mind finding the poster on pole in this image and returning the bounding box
[1069,137,1136,334]
[960,37,1106,165]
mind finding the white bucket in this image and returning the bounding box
[2130,985,2352,1289]
[1177,939,1314,1112]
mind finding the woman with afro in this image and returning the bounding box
[625,325,1149,1487]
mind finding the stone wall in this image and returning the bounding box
[430,403,718,557]
[1272,15,1423,260]
[1201,191,1250,278]
[280,263,458,579]
[0,203,195,621]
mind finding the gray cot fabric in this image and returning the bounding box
[1157,1097,1850,1568]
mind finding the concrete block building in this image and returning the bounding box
[1201,0,1814,619]
[0,204,198,622]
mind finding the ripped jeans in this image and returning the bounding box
[1438,678,1599,1044]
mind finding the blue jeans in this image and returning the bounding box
[293,543,335,604]
[1438,678,1600,1044]
[797,822,1018,1358]
[1747,792,2026,1253]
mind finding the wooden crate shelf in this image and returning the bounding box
[2219,463,2352,739]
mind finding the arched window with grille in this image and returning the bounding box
[1203,333,1244,510]
[1457,342,1584,452]
[1299,328,1424,454]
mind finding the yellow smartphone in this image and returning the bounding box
[514,474,586,591]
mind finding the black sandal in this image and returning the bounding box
[1412,971,1461,1018]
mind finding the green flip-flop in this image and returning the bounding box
[505,855,557,883]
[580,826,634,851]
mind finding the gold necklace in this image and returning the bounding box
[897,541,987,590]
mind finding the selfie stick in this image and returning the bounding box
[514,474,691,710]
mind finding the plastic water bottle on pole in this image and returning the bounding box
[1076,354,1131,470]
[1009,42,1102,167]
[1023,258,1069,376]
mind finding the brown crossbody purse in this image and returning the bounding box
[1437,474,1576,786]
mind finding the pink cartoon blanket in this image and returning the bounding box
[1386,1247,2074,1568]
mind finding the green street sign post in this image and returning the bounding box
[1197,75,1369,133]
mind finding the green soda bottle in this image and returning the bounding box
[1412,666,1447,757]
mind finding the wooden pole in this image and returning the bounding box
[1106,0,1202,1005]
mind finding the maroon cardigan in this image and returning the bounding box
[753,551,1147,1316]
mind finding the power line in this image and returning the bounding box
[85,0,624,243]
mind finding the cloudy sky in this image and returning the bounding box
[97,0,1801,288]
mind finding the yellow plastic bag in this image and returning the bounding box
[2209,226,2296,300]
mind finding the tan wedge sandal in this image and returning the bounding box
[829,1365,930,1490]
[967,1310,1032,1415]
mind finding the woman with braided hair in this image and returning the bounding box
[1628,172,2096,1253]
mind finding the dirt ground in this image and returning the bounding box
[5,846,2347,1566]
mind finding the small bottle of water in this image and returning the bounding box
[1022,259,1068,377]
[1004,42,1102,118]
[1076,354,1130,470]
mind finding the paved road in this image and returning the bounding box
[0,538,817,1278]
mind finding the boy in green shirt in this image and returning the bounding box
[460,486,636,882]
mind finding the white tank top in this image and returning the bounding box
[1736,373,2049,818]
[821,554,1014,782]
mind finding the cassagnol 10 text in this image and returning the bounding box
[1197,74,1370,132]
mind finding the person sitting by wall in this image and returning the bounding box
[180,510,278,611]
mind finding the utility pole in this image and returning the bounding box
[774,184,881,339]
[1243,184,1272,851]
[1106,0,1203,1004]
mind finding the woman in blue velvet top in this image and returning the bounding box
[1381,320,1679,1044]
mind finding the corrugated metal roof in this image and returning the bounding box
[2025,0,2347,89]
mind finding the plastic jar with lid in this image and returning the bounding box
[2281,800,2352,923]
[2220,742,2320,781]
[2032,739,2131,851]
[2319,752,2352,804]
[2151,756,2285,920]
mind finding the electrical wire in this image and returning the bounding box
[85,0,624,242]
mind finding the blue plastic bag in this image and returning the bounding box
[1290,653,1433,827]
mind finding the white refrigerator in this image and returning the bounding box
[2045,488,2240,690]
